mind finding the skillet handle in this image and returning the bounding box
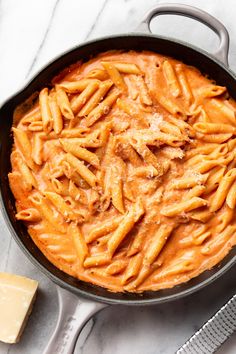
[136,3,229,66]
[42,286,107,354]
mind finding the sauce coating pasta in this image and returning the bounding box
[9,50,236,292]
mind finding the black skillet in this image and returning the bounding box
[0,3,235,353]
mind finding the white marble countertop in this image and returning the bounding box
[0,0,236,353]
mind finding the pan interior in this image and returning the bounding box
[1,35,236,304]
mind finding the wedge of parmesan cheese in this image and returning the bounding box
[0,272,38,343]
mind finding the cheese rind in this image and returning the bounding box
[0,272,38,344]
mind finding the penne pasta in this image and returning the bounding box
[195,153,234,174]
[130,141,160,170]
[144,224,174,265]
[204,166,226,194]
[51,178,68,196]
[62,160,89,189]
[58,79,100,93]
[159,121,182,138]
[29,193,66,232]
[216,206,234,233]
[185,143,219,159]
[126,263,160,290]
[20,107,41,125]
[155,93,183,115]
[210,168,236,212]
[87,69,109,80]
[194,122,235,134]
[70,81,99,114]
[14,153,37,191]
[28,121,43,132]
[175,64,193,103]
[209,99,236,125]
[132,165,159,178]
[64,153,97,187]
[162,60,181,97]
[167,116,195,137]
[127,231,146,257]
[115,140,142,166]
[83,254,110,268]
[49,93,63,134]
[189,209,213,223]
[60,127,90,138]
[122,253,143,285]
[132,76,152,106]
[102,61,127,92]
[196,132,232,143]
[201,225,236,255]
[111,62,141,74]
[31,133,44,166]
[161,197,208,217]
[209,144,228,159]
[60,139,100,168]
[59,134,101,149]
[179,225,208,246]
[86,89,120,127]
[185,185,206,199]
[55,85,74,120]
[193,229,211,245]
[39,88,53,133]
[155,259,194,279]
[68,180,87,203]
[78,80,113,117]
[170,173,207,189]
[12,127,34,170]
[196,85,226,98]
[106,260,128,275]
[44,191,77,221]
[8,172,30,201]
[16,208,41,222]
[86,217,121,243]
[69,222,88,264]
[226,182,236,209]
[108,198,144,256]
[227,137,236,151]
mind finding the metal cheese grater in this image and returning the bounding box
[177,294,236,354]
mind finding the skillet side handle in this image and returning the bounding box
[136,3,229,66]
[42,286,107,354]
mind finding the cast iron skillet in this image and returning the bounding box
[0,3,236,353]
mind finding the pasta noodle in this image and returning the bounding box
[69,222,88,264]
[210,168,236,212]
[107,198,144,256]
[78,80,113,117]
[175,63,193,103]
[102,61,127,92]
[144,224,174,265]
[49,92,63,134]
[16,208,41,222]
[60,139,100,168]
[162,60,181,98]
[64,153,97,187]
[70,81,99,114]
[55,85,74,120]
[39,88,53,133]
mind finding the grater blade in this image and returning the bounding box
[176,294,236,354]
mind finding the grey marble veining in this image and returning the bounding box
[0,0,236,353]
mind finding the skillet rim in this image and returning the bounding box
[1,32,236,305]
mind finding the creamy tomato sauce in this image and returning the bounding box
[9,50,236,292]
